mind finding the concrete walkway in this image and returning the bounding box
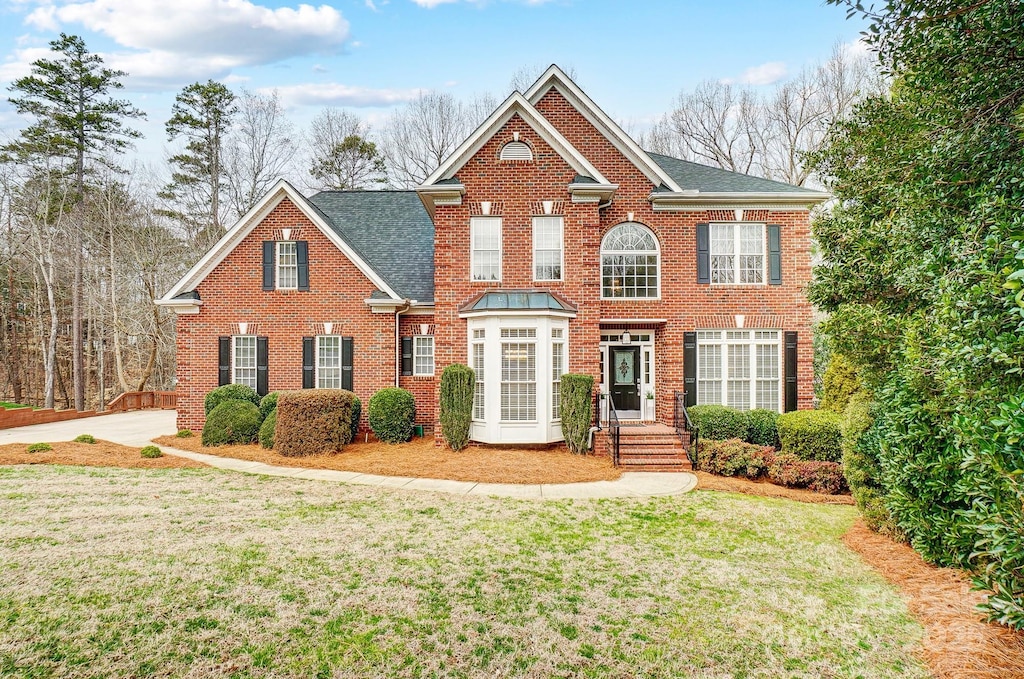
[0,410,697,499]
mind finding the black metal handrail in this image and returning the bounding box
[674,390,698,465]
[608,397,621,467]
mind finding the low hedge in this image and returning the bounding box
[768,453,847,495]
[688,405,749,441]
[561,374,595,454]
[777,409,843,462]
[204,384,261,415]
[368,387,416,444]
[696,438,847,495]
[259,408,277,449]
[439,364,474,451]
[275,389,355,457]
[746,409,780,448]
[202,400,263,446]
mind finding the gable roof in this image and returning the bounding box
[524,65,684,193]
[647,152,827,195]
[421,91,610,187]
[306,191,435,302]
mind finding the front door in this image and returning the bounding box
[609,345,641,412]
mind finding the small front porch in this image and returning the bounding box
[592,421,693,472]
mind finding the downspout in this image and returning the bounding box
[393,300,412,386]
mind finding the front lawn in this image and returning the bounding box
[0,466,928,678]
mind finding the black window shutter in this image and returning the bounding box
[262,241,275,290]
[696,223,710,284]
[342,337,354,391]
[218,336,231,386]
[302,337,314,389]
[401,336,413,376]
[683,331,697,407]
[784,331,798,412]
[296,240,309,291]
[767,224,782,285]
[256,337,269,396]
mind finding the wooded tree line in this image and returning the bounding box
[0,37,875,411]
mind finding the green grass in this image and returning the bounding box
[0,466,930,678]
[0,401,30,409]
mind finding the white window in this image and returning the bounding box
[710,223,765,285]
[533,216,563,281]
[232,336,257,389]
[551,328,564,420]
[697,330,780,411]
[414,336,434,376]
[317,335,341,388]
[501,328,536,421]
[277,241,298,289]
[472,329,486,420]
[601,222,659,298]
[471,217,502,282]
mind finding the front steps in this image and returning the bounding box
[593,423,693,472]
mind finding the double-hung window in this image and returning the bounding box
[501,328,536,421]
[551,328,565,420]
[277,241,298,289]
[413,336,435,376]
[233,336,258,389]
[710,223,765,284]
[317,335,342,388]
[533,216,563,281]
[472,329,486,420]
[697,330,780,411]
[471,217,502,281]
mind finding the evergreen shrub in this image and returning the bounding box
[204,384,260,415]
[275,389,355,456]
[439,364,474,451]
[777,410,843,462]
[560,374,594,454]
[367,388,416,444]
[258,408,277,449]
[202,400,262,446]
[688,405,748,441]
[746,409,780,447]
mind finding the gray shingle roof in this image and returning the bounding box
[304,191,435,302]
[646,151,825,195]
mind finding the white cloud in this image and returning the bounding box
[721,61,788,87]
[410,0,553,6]
[410,0,457,6]
[17,0,350,86]
[840,38,871,59]
[0,46,55,83]
[265,82,424,108]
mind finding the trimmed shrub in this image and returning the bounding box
[73,434,96,444]
[259,391,280,419]
[276,389,355,456]
[688,405,749,441]
[258,408,277,449]
[140,445,163,459]
[348,396,361,445]
[27,442,52,453]
[777,409,843,462]
[439,364,475,451]
[768,453,847,495]
[202,400,263,446]
[204,384,260,415]
[176,429,194,438]
[821,353,862,414]
[842,392,903,539]
[746,409,780,448]
[368,388,415,444]
[560,373,595,454]
[697,439,775,478]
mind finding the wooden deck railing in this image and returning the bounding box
[106,391,177,412]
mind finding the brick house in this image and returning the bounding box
[159,66,827,453]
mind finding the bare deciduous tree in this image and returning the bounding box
[225,90,297,217]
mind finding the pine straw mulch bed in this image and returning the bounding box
[843,521,1024,679]
[0,440,207,470]
[153,435,621,485]
[694,470,856,504]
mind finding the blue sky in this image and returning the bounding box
[0,0,870,164]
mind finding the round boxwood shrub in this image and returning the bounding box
[73,434,96,444]
[440,364,475,451]
[561,374,595,454]
[204,384,260,415]
[27,442,52,453]
[368,387,416,444]
[777,409,843,462]
[140,445,163,459]
[258,408,277,449]
[176,428,194,438]
[746,409,780,448]
[348,396,361,445]
[275,389,355,457]
[688,405,749,441]
[259,391,280,419]
[202,400,263,446]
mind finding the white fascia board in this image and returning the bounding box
[421,92,609,187]
[458,308,577,320]
[524,65,684,193]
[160,179,402,302]
[154,298,203,315]
[648,190,831,210]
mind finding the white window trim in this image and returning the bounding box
[472,331,486,421]
[316,335,342,389]
[413,335,435,376]
[600,222,661,300]
[470,216,502,283]
[532,216,564,282]
[232,335,257,389]
[697,330,782,412]
[709,222,767,287]
[276,240,298,290]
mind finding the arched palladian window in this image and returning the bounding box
[601,222,660,298]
